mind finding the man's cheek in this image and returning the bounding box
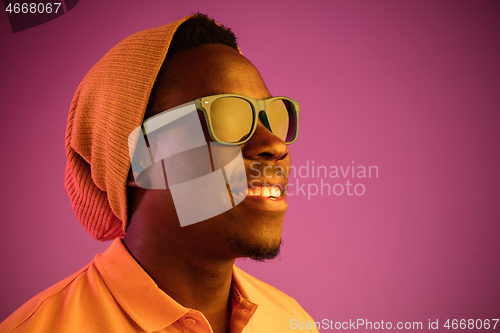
[130,110,248,227]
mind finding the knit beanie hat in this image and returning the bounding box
[64,15,202,241]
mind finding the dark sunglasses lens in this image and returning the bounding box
[268,99,295,143]
[210,97,253,143]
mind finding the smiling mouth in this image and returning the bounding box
[246,185,282,200]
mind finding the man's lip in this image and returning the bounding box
[247,179,288,198]
[227,178,288,206]
[247,178,287,190]
[240,189,288,212]
[226,178,288,211]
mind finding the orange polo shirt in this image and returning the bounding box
[1,239,318,332]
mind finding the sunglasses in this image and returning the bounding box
[143,93,300,145]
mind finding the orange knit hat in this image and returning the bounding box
[64,16,195,241]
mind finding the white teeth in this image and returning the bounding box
[246,186,282,198]
[271,186,280,197]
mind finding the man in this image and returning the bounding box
[1,14,317,333]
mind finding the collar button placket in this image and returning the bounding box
[184,317,197,326]
[181,311,213,333]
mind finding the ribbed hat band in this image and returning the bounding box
[64,17,192,241]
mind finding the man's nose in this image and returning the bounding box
[241,113,289,161]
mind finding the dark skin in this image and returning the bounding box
[124,44,291,333]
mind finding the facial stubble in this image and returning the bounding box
[226,233,282,262]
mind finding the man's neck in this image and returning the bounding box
[122,235,235,333]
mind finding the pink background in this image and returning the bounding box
[1,0,499,330]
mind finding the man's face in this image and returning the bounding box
[129,44,291,261]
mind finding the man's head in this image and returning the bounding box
[126,20,291,261]
[66,14,295,261]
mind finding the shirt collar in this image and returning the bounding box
[230,266,259,332]
[95,238,257,332]
[95,238,188,332]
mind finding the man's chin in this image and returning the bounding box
[227,236,282,262]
